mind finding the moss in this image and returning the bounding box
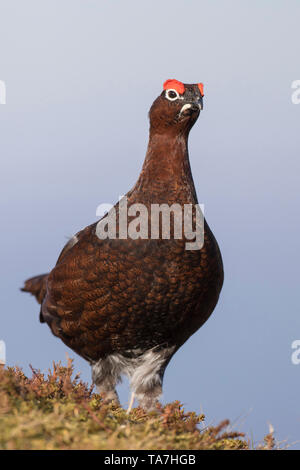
[0,359,274,450]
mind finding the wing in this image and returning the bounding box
[55,225,92,265]
[41,221,162,361]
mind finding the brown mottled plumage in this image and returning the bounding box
[22,81,223,411]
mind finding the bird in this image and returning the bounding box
[22,79,224,412]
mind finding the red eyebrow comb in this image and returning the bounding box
[198,83,204,97]
[163,79,185,95]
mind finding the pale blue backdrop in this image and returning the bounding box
[1,0,300,448]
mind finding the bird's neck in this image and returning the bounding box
[134,130,197,203]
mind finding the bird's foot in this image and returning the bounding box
[135,390,161,413]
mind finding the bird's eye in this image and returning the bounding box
[165,89,179,101]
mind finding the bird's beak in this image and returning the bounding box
[179,101,202,118]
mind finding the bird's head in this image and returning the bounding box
[149,79,204,135]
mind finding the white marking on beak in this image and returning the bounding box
[179,103,192,117]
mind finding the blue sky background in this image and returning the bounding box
[1,0,300,448]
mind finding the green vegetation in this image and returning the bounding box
[0,359,275,450]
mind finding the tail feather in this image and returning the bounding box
[21,273,48,305]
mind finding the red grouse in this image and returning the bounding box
[22,80,223,411]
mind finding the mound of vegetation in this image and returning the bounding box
[0,359,275,450]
